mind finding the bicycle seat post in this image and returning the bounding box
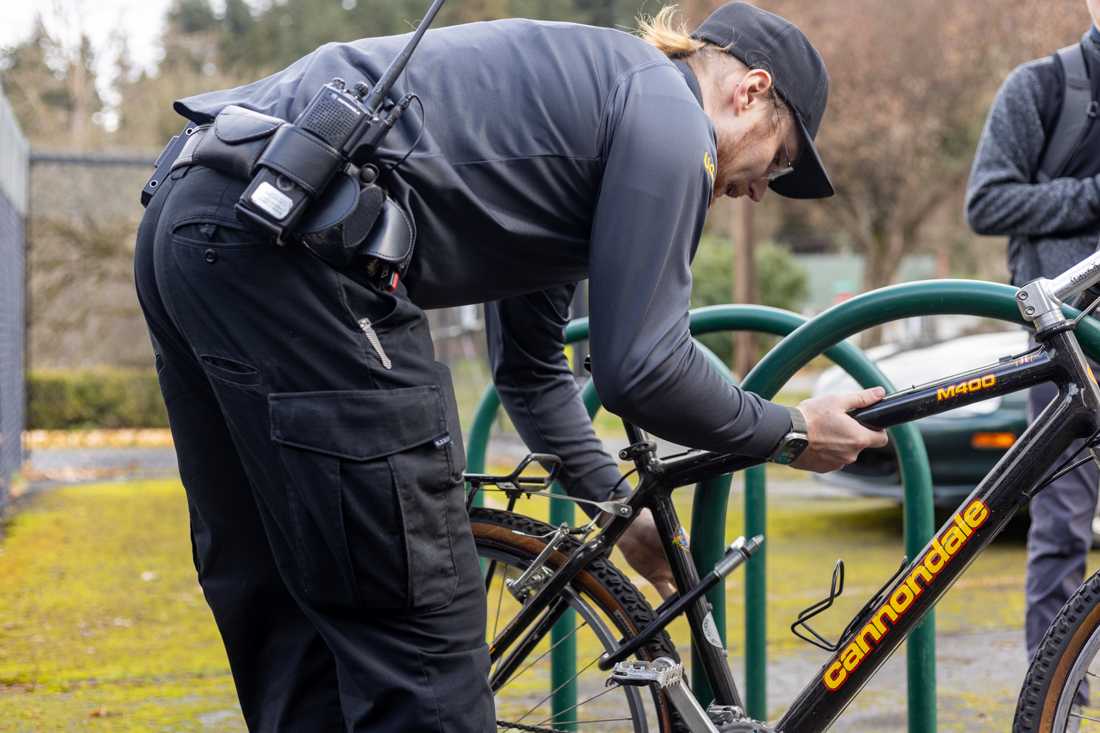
[620,420,659,472]
[623,420,647,446]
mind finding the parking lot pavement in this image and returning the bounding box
[18,436,852,504]
[22,446,179,491]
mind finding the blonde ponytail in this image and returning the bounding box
[636,6,706,58]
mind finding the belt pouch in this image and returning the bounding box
[182,105,287,180]
[301,181,386,267]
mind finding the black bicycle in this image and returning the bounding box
[464,250,1100,733]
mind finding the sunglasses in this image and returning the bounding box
[767,159,794,183]
[767,103,796,183]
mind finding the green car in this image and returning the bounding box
[812,330,1030,508]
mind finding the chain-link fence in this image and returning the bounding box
[0,82,28,503]
[26,150,495,430]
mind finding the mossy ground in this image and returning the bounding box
[0,480,244,731]
[2,474,1092,729]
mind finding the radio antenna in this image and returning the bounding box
[365,0,446,114]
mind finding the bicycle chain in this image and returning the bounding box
[496,719,573,733]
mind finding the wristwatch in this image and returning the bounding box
[769,407,810,465]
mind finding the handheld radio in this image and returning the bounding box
[235,0,445,243]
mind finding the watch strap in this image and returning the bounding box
[768,406,810,465]
[786,405,808,435]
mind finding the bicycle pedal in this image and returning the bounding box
[612,658,723,733]
[609,658,683,689]
[714,719,772,733]
[707,704,772,732]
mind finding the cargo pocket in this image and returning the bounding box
[269,385,464,611]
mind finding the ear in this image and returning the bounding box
[733,68,774,114]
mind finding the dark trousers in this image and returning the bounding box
[1026,380,1100,670]
[134,165,493,732]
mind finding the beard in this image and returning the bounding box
[712,117,771,201]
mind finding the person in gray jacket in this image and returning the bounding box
[966,0,1100,682]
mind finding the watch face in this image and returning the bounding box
[775,436,809,465]
[787,437,809,454]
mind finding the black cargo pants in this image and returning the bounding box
[134,164,493,732]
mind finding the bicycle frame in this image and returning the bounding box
[486,267,1100,732]
[775,326,1100,731]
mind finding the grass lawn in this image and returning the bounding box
[2,474,1095,730]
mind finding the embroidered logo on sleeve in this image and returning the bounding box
[703,151,716,183]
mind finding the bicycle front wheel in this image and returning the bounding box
[1015,570,1100,732]
[471,507,684,733]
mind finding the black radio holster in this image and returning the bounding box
[142,106,285,207]
[141,105,415,284]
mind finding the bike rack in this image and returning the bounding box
[466,302,927,730]
[465,279,1100,733]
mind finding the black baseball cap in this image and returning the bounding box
[691,2,834,199]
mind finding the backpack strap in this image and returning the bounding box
[1038,41,1097,182]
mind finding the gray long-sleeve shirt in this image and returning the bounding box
[175,19,792,504]
[485,286,626,514]
[966,33,1100,284]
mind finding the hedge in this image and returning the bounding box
[27,368,168,429]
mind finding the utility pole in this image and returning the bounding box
[733,198,756,379]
